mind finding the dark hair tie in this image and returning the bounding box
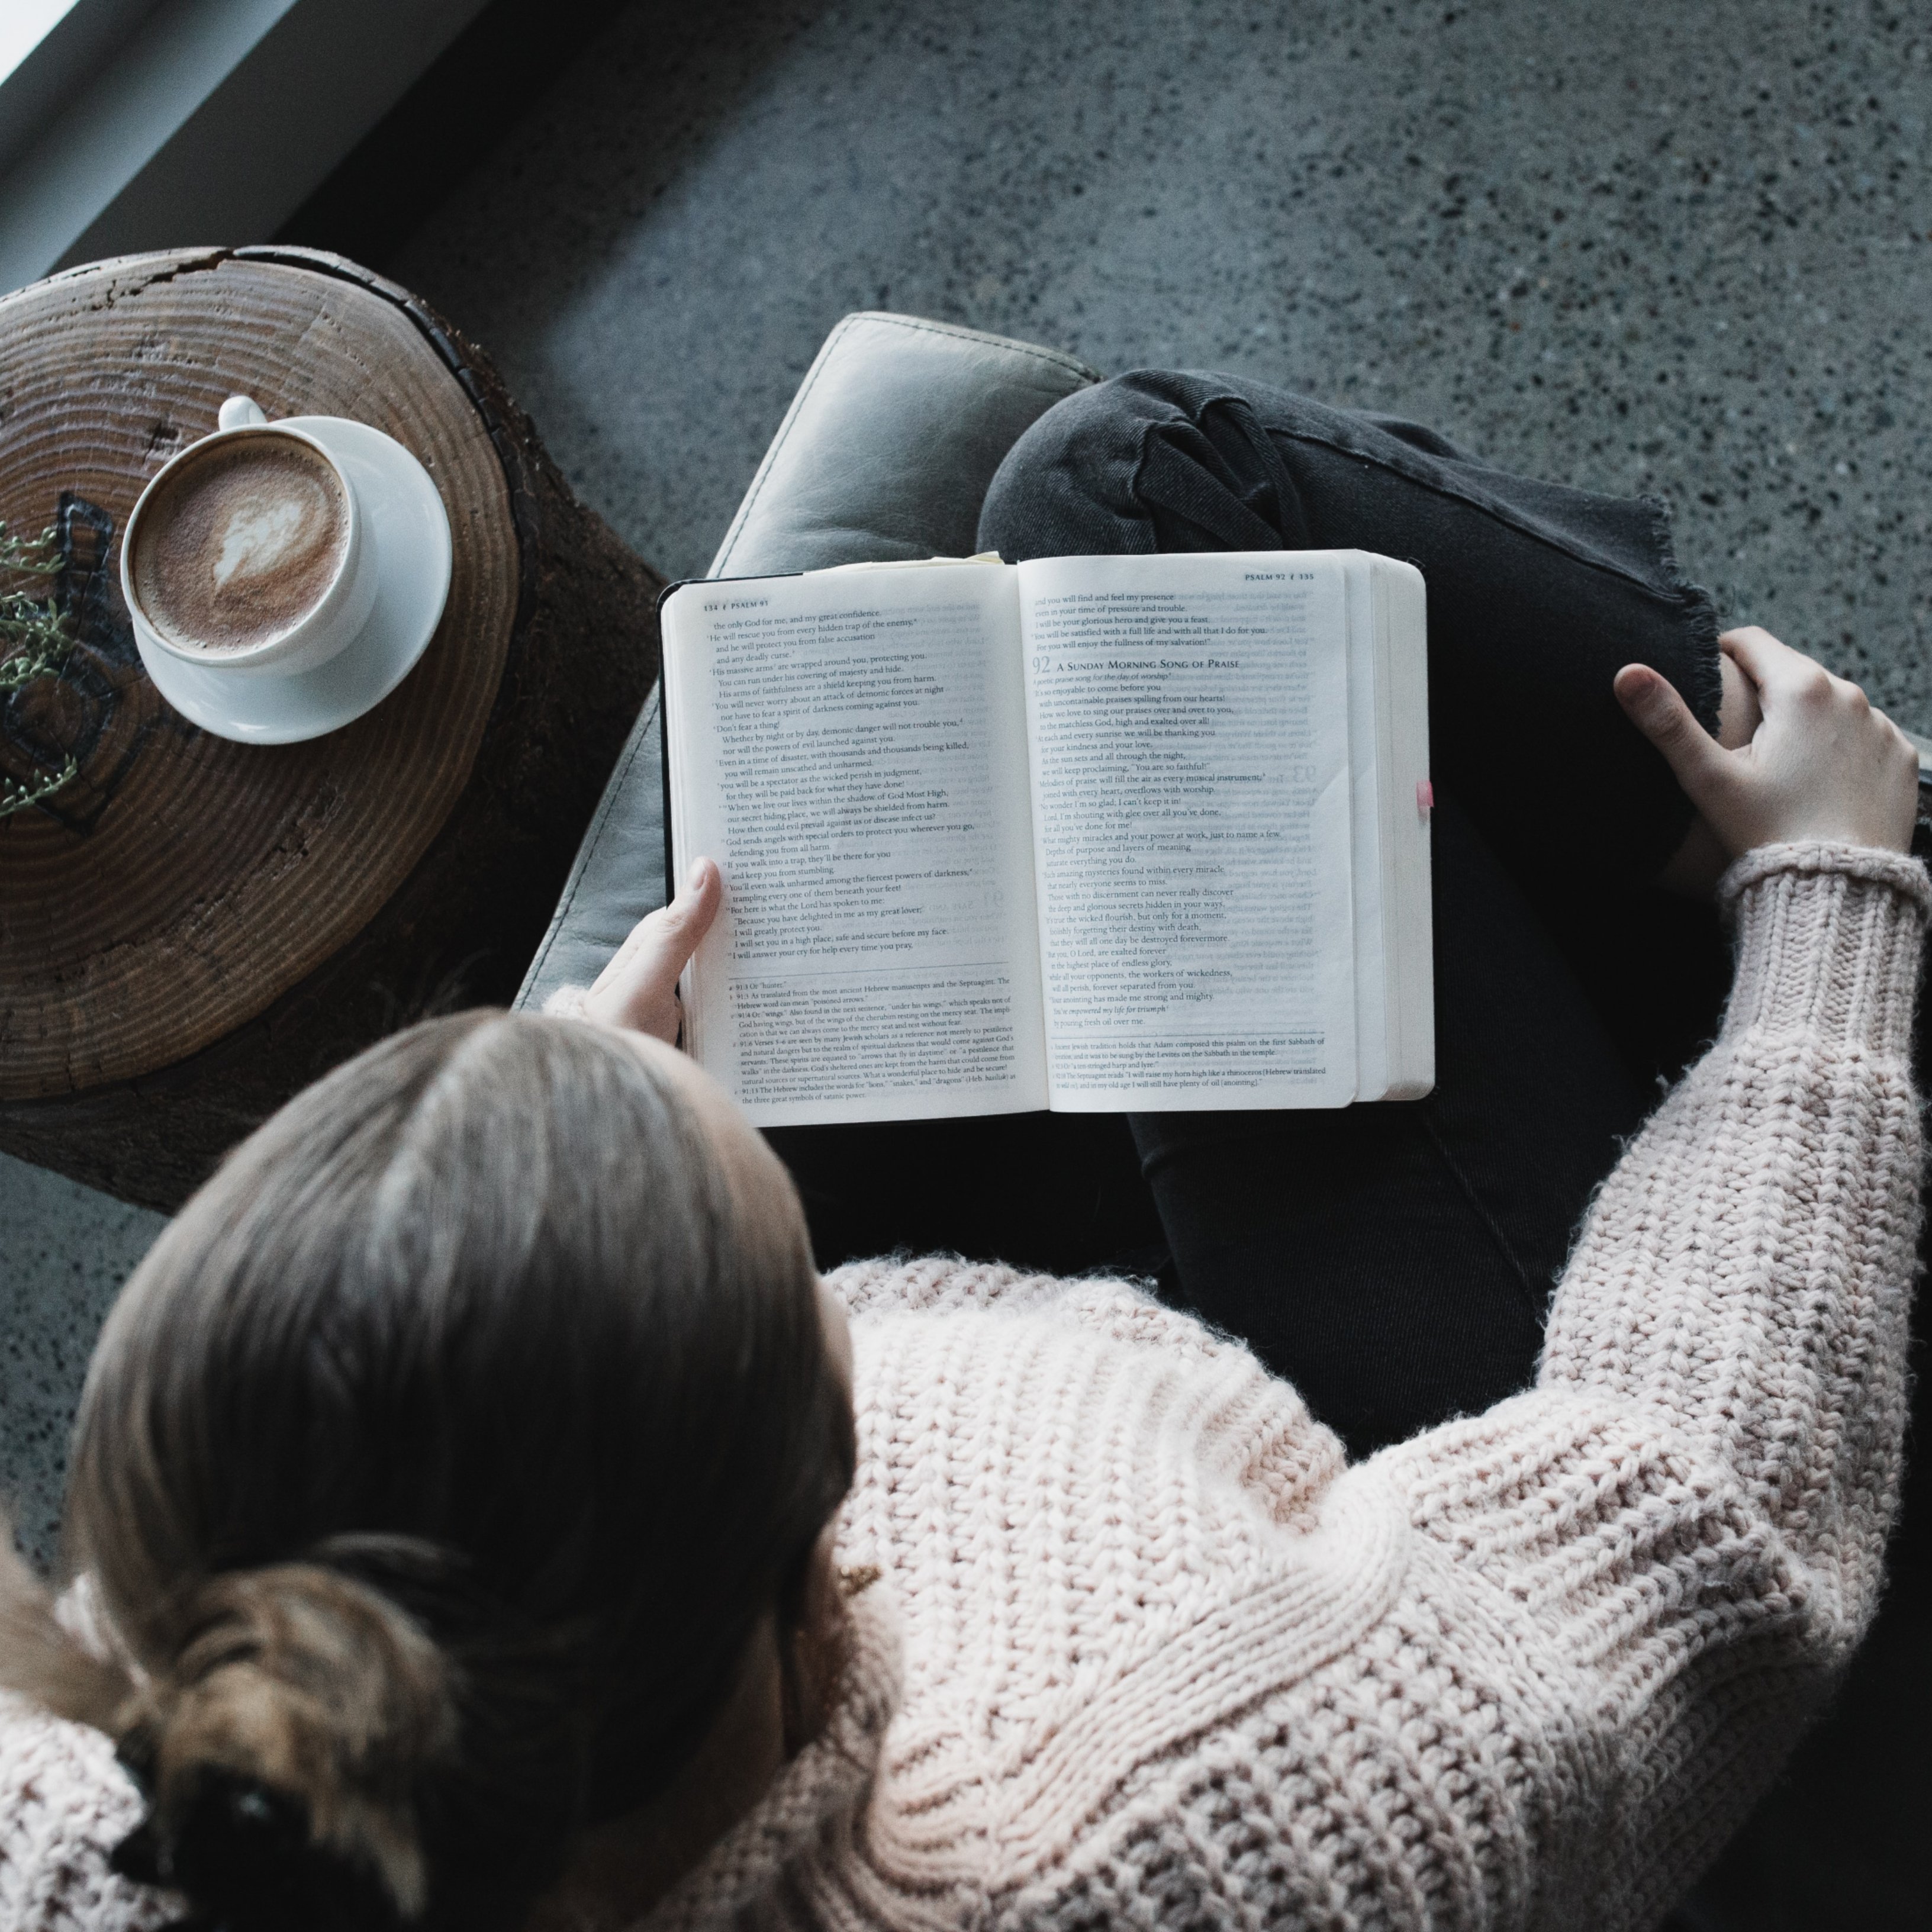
[102,1563,455,1930]
[111,1768,407,1932]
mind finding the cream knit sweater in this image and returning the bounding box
[4,841,1924,1932]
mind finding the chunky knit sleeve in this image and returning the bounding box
[1339,840,1931,1926]
[826,1255,1090,1319]
[0,1698,173,1932]
[1538,840,1927,1614]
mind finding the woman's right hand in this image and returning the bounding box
[580,858,723,1045]
[1615,627,1920,859]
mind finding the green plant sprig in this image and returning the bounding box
[0,520,80,818]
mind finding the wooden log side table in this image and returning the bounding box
[0,247,661,1210]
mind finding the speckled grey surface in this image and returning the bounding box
[2,1,1928,1914]
[388,0,1932,714]
[0,1159,160,1559]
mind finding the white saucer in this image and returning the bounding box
[133,416,454,745]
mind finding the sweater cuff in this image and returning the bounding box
[1718,841,1930,1055]
[542,984,592,1020]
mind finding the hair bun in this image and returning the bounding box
[113,1564,456,1929]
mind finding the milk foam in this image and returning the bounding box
[213,497,314,590]
[133,437,349,655]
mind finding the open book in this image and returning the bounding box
[660,550,1432,1128]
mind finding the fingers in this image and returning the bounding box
[582,858,723,1042]
[1614,664,1734,816]
[1720,625,1826,704]
[1631,634,1921,858]
[1713,646,1763,749]
[623,859,721,991]
[1725,627,1887,745]
[649,856,723,964]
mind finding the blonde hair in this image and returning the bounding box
[0,1012,853,1931]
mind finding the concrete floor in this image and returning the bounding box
[4,0,1928,1921]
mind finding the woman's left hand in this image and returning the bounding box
[581,858,723,1045]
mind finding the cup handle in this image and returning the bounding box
[217,395,269,431]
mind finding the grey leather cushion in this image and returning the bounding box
[514,313,1099,1012]
[709,311,1099,574]
[513,681,667,1012]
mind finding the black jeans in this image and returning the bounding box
[770,371,1731,1457]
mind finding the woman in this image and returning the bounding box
[0,374,1923,1932]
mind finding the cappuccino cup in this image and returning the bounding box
[121,397,378,678]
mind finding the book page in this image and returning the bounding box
[662,564,1048,1127]
[1371,556,1435,1098]
[1017,552,1358,1111]
[1343,555,1392,1099]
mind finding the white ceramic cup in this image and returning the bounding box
[120,395,379,678]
